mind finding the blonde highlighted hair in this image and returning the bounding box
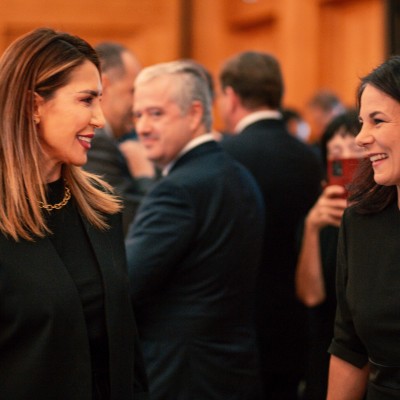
[0,27,121,241]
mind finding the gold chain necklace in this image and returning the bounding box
[39,182,71,211]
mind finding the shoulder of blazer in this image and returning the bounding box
[221,119,282,142]
[169,140,221,173]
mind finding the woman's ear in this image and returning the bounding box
[33,92,44,124]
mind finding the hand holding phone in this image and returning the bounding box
[327,157,361,198]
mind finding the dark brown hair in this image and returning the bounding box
[349,56,400,214]
[219,51,284,110]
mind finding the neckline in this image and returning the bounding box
[45,178,67,205]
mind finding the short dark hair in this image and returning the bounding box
[281,108,301,123]
[219,51,284,110]
[320,109,360,169]
[350,56,400,214]
[308,90,343,112]
[95,42,128,78]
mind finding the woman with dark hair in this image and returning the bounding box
[295,110,364,400]
[0,28,147,399]
[327,55,400,399]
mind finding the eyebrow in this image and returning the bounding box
[78,89,102,97]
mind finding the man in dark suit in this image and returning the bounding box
[218,51,323,400]
[84,42,155,233]
[125,60,265,399]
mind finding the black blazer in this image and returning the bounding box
[221,119,323,374]
[0,210,148,399]
[126,141,265,400]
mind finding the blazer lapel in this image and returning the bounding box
[79,214,135,398]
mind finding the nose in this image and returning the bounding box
[92,102,106,129]
[355,123,373,148]
[135,114,151,137]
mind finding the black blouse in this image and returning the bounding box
[45,178,109,398]
[329,202,400,399]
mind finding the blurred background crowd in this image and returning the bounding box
[1,1,400,399]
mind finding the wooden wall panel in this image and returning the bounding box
[190,0,386,130]
[191,0,279,69]
[0,0,183,66]
[191,0,282,129]
[0,0,387,129]
[271,0,321,111]
[319,0,386,107]
[226,0,277,28]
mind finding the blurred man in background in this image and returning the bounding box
[126,60,265,400]
[84,42,156,233]
[218,50,323,400]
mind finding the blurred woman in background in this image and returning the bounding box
[296,109,364,400]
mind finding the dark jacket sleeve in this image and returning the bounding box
[125,179,196,306]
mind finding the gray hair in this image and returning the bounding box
[135,60,213,131]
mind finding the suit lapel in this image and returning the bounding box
[80,214,112,276]
[81,212,134,399]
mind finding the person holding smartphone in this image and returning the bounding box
[295,109,365,400]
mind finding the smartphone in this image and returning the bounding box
[327,158,361,197]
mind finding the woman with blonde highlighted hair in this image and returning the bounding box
[0,27,148,399]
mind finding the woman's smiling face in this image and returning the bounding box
[356,84,400,189]
[35,60,105,182]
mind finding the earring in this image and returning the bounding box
[33,117,39,124]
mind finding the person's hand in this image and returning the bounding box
[119,140,156,178]
[306,185,347,231]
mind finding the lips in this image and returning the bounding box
[369,153,388,162]
[77,134,93,149]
